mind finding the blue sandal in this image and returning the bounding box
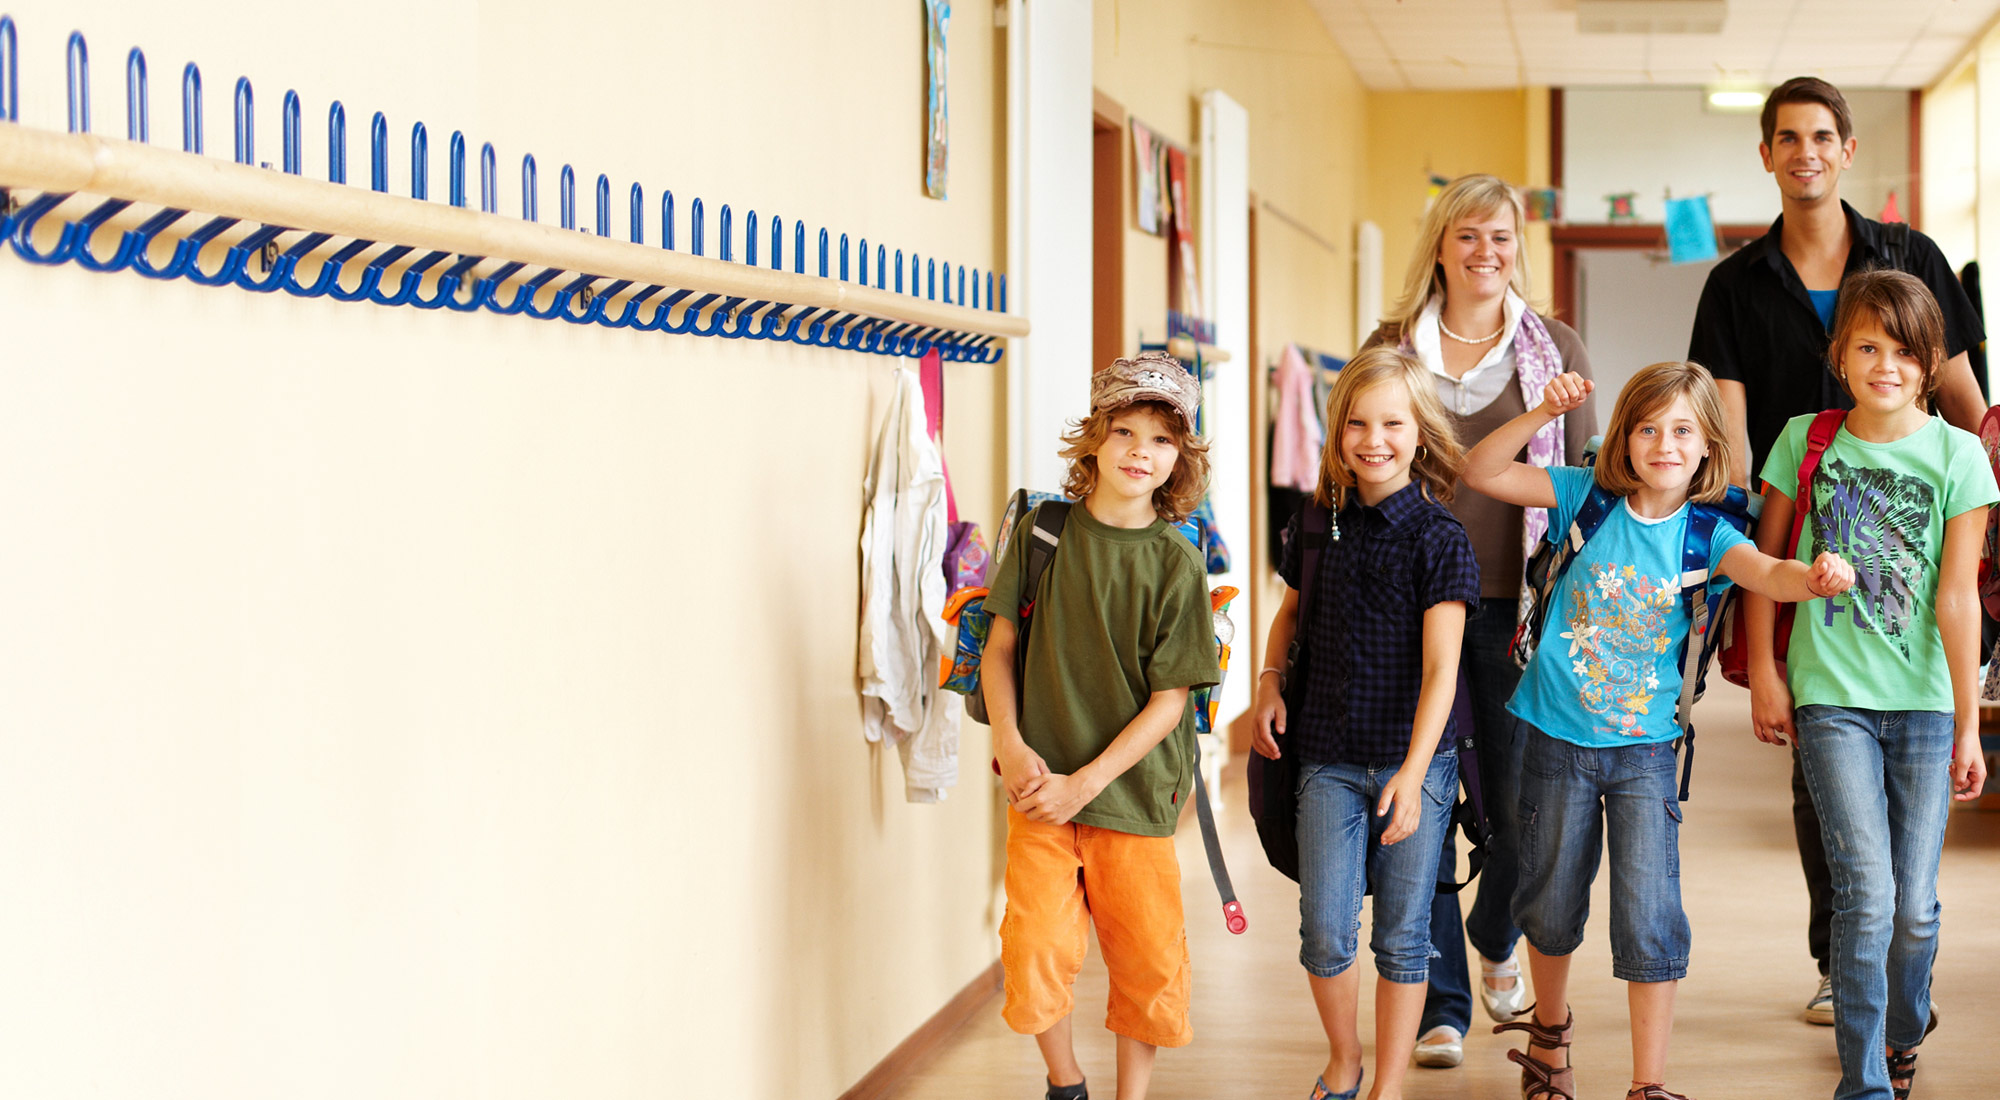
[1309,1067,1363,1100]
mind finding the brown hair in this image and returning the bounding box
[1760,76,1853,148]
[1312,346,1464,510]
[1827,268,1947,407]
[1596,361,1734,504]
[1059,399,1212,523]
[1384,173,1540,341]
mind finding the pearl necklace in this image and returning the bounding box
[1438,315,1505,344]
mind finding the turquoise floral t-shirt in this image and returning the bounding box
[1508,466,1751,747]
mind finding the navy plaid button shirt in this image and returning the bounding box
[1277,482,1482,766]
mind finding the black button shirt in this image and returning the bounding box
[1687,201,1984,477]
[1276,483,1481,766]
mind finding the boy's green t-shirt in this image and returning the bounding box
[1760,415,2000,711]
[985,502,1221,836]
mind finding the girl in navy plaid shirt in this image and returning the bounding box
[1252,346,1482,1100]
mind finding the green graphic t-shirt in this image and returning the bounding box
[985,502,1221,836]
[1760,415,1999,710]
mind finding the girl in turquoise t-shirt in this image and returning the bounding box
[1465,360,1853,1100]
[1744,269,1996,1100]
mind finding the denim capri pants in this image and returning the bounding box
[1296,751,1458,982]
[1513,724,1690,983]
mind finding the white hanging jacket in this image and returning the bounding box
[858,368,959,801]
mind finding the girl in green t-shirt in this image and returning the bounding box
[1744,269,1996,1100]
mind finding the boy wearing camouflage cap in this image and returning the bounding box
[982,353,1221,1100]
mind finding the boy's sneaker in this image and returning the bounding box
[1413,1025,1464,1068]
[1804,974,1835,1026]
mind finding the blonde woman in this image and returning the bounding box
[1361,173,1599,1066]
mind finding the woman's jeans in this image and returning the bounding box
[1297,751,1459,981]
[1794,705,1953,1100]
[1423,598,1525,1033]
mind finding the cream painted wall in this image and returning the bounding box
[0,3,1006,1098]
[1364,90,1542,322]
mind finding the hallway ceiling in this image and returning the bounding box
[1308,0,2000,89]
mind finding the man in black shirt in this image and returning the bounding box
[1687,76,1986,1027]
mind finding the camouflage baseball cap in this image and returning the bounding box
[1090,353,1202,433]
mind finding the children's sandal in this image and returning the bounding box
[1888,1049,1919,1100]
[1308,1066,1363,1100]
[1493,1004,1575,1100]
[1627,1085,1693,1100]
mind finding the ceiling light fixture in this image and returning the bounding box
[1577,0,1726,35]
[1705,87,1766,113]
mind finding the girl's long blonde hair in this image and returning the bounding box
[1595,360,1734,504]
[1383,174,1541,342]
[1313,346,1465,510]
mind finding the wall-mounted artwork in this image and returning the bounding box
[925,0,950,200]
[1522,188,1561,222]
[1133,120,1170,236]
[1167,145,1202,321]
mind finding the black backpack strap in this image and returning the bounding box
[1015,501,1071,660]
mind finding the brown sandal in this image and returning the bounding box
[1627,1085,1692,1100]
[1493,1004,1575,1100]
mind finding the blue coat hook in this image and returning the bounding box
[660,190,675,250]
[480,142,497,213]
[719,204,732,262]
[628,182,643,244]
[448,131,466,207]
[410,122,428,199]
[182,63,202,153]
[0,17,17,124]
[370,112,388,192]
[233,77,252,164]
[793,221,804,275]
[520,154,538,221]
[858,238,869,287]
[745,210,757,267]
[558,164,575,230]
[595,173,610,237]
[66,31,88,133]
[281,91,301,173]
[327,101,345,183]
[817,227,828,278]
[690,197,704,256]
[876,245,886,290]
[840,233,850,282]
[770,216,782,271]
[125,48,148,142]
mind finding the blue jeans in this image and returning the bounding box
[1423,599,1525,1033]
[1794,706,1953,1100]
[1514,726,1690,983]
[1297,752,1459,981]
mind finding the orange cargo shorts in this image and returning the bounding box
[999,807,1192,1048]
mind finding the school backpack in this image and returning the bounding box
[938,490,1247,934]
[1511,466,1759,800]
[1245,500,1490,891]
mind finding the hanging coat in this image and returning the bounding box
[1270,343,1323,491]
[858,367,960,801]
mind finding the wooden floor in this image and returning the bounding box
[891,689,2000,1099]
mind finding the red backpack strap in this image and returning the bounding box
[1785,409,1846,558]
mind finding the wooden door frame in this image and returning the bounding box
[1092,90,1127,372]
